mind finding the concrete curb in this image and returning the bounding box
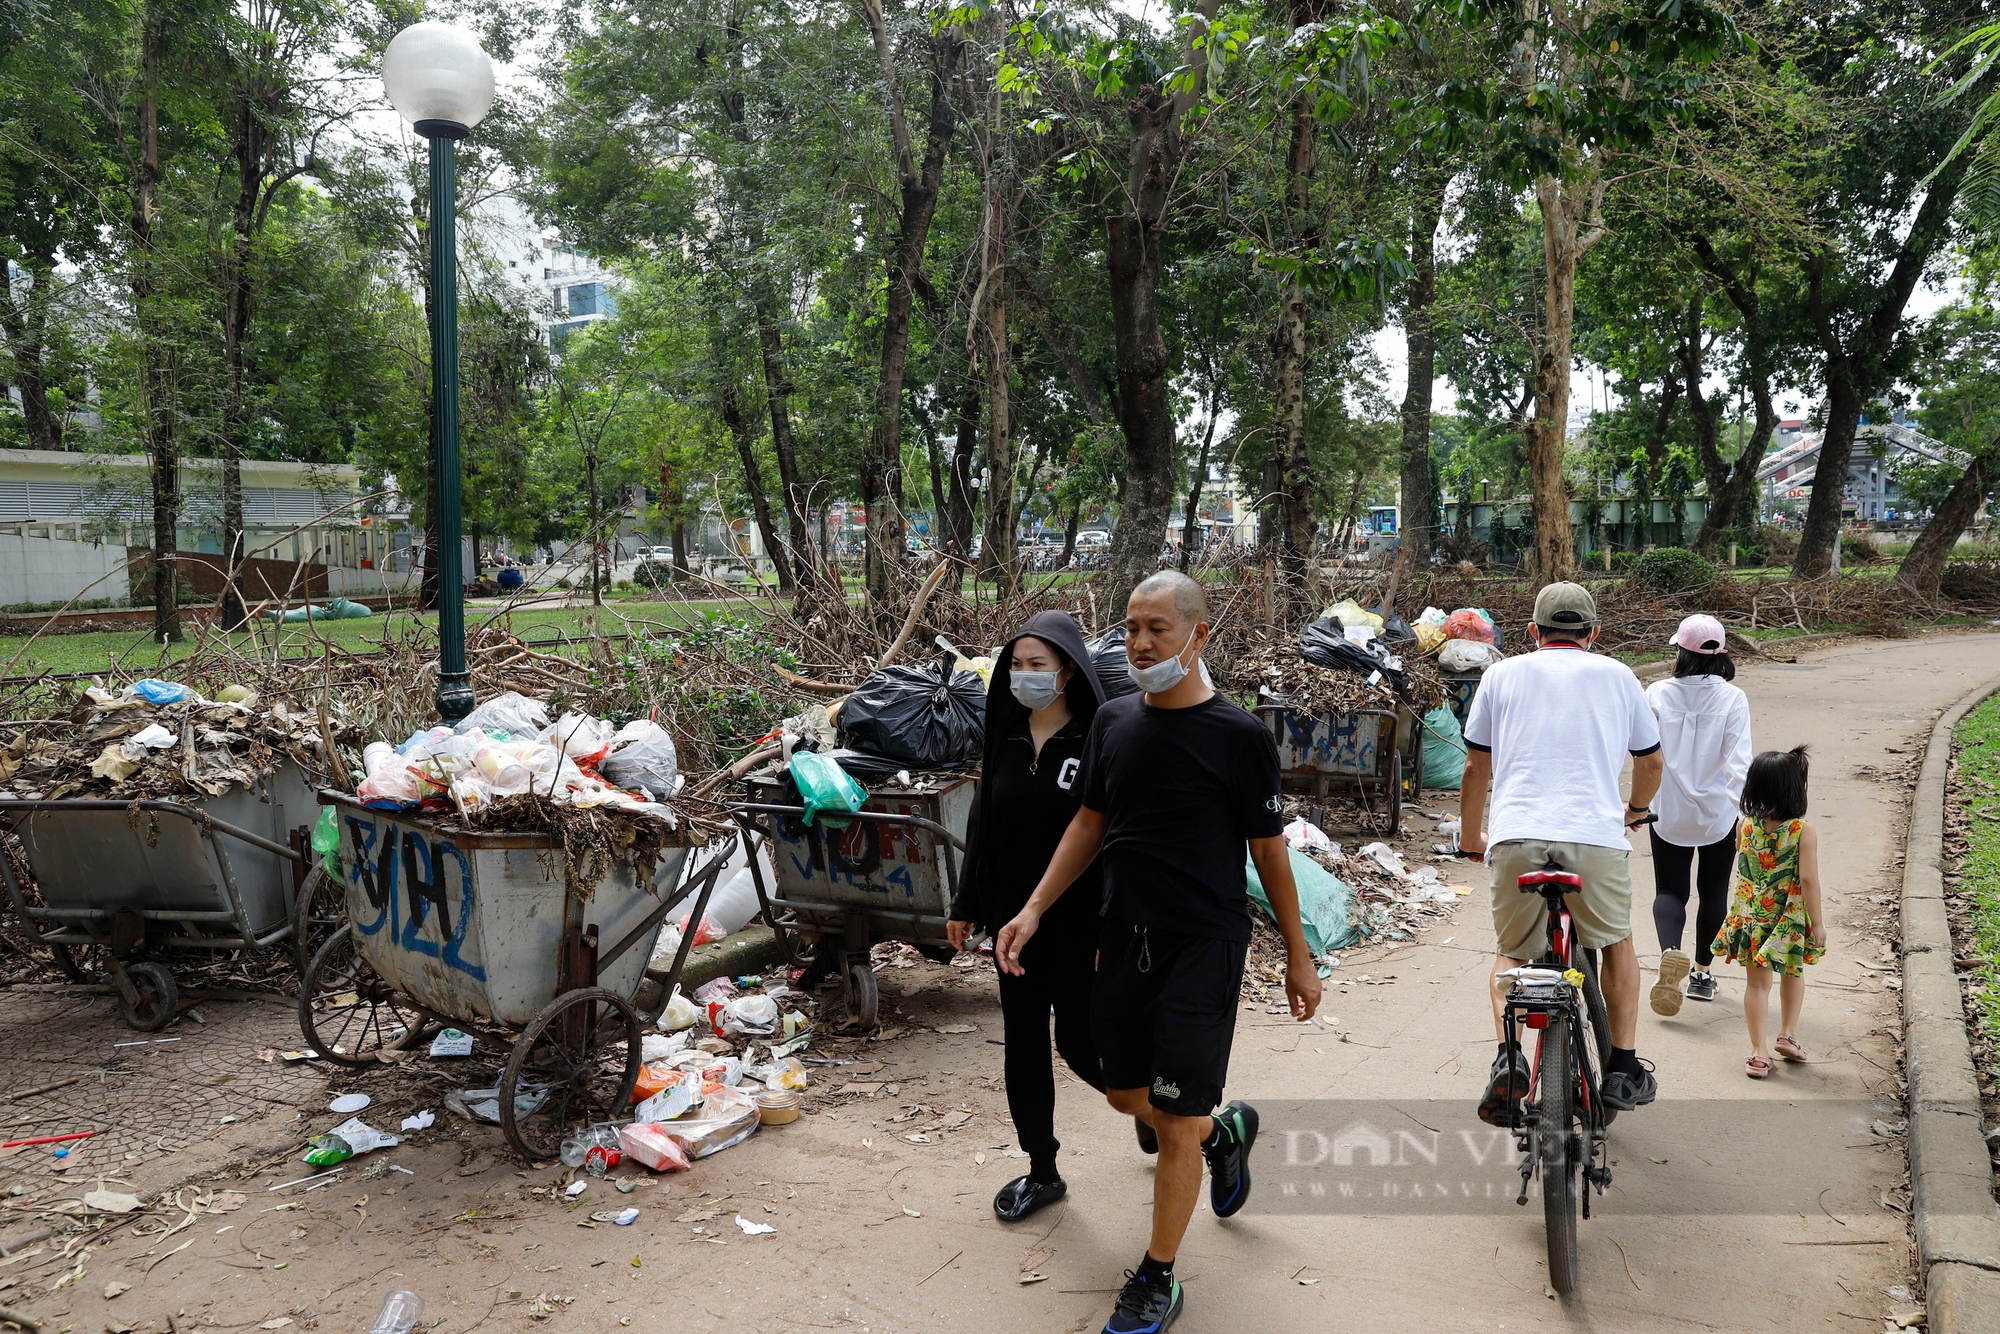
[1904,672,2000,1333]
[649,925,787,993]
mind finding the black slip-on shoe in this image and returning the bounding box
[993,1174,1066,1221]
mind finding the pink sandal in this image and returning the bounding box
[1775,1035,1806,1062]
[1745,1054,1773,1079]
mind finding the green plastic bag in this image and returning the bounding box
[1245,847,1357,954]
[310,805,342,879]
[1419,705,1466,791]
[789,751,867,827]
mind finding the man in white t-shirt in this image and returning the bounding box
[1458,582,1664,1125]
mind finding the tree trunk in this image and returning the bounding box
[132,0,179,643]
[1688,236,1777,551]
[0,261,63,450]
[1526,168,1602,586]
[717,383,793,594]
[945,376,979,562]
[1272,4,1324,598]
[976,231,1014,584]
[1895,442,1995,598]
[1398,164,1447,571]
[217,93,267,632]
[1680,299,1775,553]
[857,10,963,623]
[1179,393,1219,571]
[586,451,602,606]
[1795,371,1862,577]
[750,306,808,592]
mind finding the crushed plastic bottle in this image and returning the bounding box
[368,1290,425,1334]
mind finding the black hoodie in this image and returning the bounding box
[950,610,1107,933]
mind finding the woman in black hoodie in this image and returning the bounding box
[948,609,1108,1221]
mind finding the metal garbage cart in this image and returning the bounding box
[1440,669,1484,729]
[1254,695,1422,835]
[729,771,973,1030]
[302,791,736,1161]
[0,760,332,1031]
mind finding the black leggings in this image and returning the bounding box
[1650,827,1736,968]
[995,927,1103,1172]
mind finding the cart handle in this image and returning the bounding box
[728,801,967,853]
[598,831,741,973]
[0,799,306,864]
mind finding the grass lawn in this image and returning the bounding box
[1952,696,2000,1083]
[0,599,761,679]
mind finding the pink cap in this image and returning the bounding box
[1669,614,1728,654]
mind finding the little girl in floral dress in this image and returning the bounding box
[1712,745,1824,1079]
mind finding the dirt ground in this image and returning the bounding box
[3,632,1994,1334]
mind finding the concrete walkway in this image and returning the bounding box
[907,633,2000,1330]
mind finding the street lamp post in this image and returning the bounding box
[383,22,495,725]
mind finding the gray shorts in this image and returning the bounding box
[1488,839,1633,957]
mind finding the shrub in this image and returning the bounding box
[1627,546,1716,594]
[632,560,677,588]
[1756,525,1799,566]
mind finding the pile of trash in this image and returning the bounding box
[1274,813,1474,944]
[355,691,683,825]
[1232,599,1448,717]
[0,678,329,800]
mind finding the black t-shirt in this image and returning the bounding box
[1077,691,1285,942]
[953,715,1101,933]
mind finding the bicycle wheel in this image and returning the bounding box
[1580,949,1616,1129]
[1538,1018,1581,1294]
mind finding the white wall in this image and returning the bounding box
[0,524,130,609]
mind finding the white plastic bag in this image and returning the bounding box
[1283,816,1335,855]
[1438,639,1500,672]
[358,762,423,804]
[602,719,679,798]
[721,994,779,1038]
[542,713,615,761]
[455,691,550,740]
[662,1086,760,1159]
[658,993,702,1033]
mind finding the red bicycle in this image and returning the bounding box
[1497,863,1618,1294]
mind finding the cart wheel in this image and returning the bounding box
[291,863,346,980]
[299,924,426,1069]
[499,987,643,1163]
[1387,752,1405,832]
[121,961,178,1032]
[843,959,879,1031]
[768,912,818,968]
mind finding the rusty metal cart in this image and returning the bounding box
[301,792,736,1161]
[1254,695,1422,835]
[0,761,332,1031]
[728,772,973,1030]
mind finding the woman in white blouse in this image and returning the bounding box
[1646,614,1753,1014]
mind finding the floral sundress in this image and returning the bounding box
[1712,817,1823,977]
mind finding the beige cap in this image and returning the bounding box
[1533,581,1598,630]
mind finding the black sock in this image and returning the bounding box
[1137,1252,1174,1284]
[1029,1154,1061,1185]
[1611,1046,1643,1076]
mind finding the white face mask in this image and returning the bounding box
[1127,626,1200,694]
[1009,670,1064,712]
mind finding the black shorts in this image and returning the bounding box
[1091,923,1247,1117]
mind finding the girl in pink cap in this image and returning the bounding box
[1644,614,1753,1014]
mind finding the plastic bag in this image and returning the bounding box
[542,713,615,764]
[641,1031,690,1062]
[602,719,678,798]
[618,1120,692,1172]
[789,750,867,827]
[692,976,738,1005]
[1299,617,1405,688]
[835,659,985,771]
[659,993,702,1033]
[1089,626,1142,700]
[719,994,780,1038]
[455,691,550,739]
[662,1085,760,1159]
[1416,606,1448,628]
[1419,704,1466,791]
[1282,816,1336,857]
[329,1117,398,1154]
[1323,599,1385,637]
[1244,847,1356,954]
[1438,639,1500,672]
[126,678,194,705]
[1443,608,1495,644]
[1415,621,1447,655]
[303,1133,353,1166]
[357,762,423,806]
[765,1057,807,1092]
[311,806,341,879]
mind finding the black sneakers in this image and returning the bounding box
[1478,1043,1531,1126]
[1602,1061,1659,1111]
[1686,970,1718,1002]
[1203,1101,1258,1217]
[1104,1269,1183,1334]
[993,1174,1066,1221]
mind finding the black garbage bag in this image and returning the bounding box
[1379,611,1417,648]
[1299,616,1408,690]
[1090,626,1142,699]
[836,659,986,770]
[825,748,904,785]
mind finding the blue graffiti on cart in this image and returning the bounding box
[344,816,486,979]
[1285,713,1374,775]
[777,826,917,900]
